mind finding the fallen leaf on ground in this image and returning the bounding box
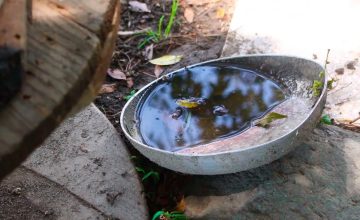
[154,65,164,78]
[150,55,182,66]
[129,1,151,12]
[255,112,287,128]
[346,59,358,70]
[144,44,154,60]
[184,8,195,23]
[335,67,344,75]
[175,196,186,212]
[126,77,134,88]
[216,7,225,19]
[107,68,126,80]
[99,83,117,94]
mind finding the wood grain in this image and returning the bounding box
[0,0,120,179]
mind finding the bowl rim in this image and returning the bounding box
[120,54,327,157]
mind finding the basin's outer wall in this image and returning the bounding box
[121,55,327,175]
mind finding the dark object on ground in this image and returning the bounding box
[0,46,23,109]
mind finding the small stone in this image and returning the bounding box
[11,187,22,195]
[346,59,358,70]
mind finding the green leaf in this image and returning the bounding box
[150,55,182,66]
[142,171,160,182]
[319,71,325,78]
[327,78,335,89]
[320,114,333,125]
[169,211,187,220]
[124,90,136,101]
[135,167,145,174]
[255,112,288,128]
[312,80,323,97]
[157,15,165,39]
[164,0,179,38]
[152,211,166,220]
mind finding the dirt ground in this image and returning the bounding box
[94,0,235,216]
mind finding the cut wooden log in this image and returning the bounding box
[0,0,120,179]
[0,0,31,108]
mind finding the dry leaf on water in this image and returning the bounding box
[107,68,127,80]
[216,7,225,19]
[99,83,117,94]
[149,55,182,66]
[126,77,134,88]
[154,65,164,78]
[255,112,287,128]
[184,8,195,23]
[129,1,151,12]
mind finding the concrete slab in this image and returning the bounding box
[1,104,148,219]
[0,167,103,220]
[185,125,360,219]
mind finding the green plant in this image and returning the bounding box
[152,211,187,220]
[135,167,160,183]
[138,0,179,48]
[124,89,136,101]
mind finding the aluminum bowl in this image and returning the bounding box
[120,55,327,175]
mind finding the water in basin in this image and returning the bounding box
[136,64,286,151]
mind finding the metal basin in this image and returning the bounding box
[120,55,327,175]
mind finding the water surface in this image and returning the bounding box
[137,64,286,151]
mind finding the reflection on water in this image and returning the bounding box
[137,64,286,151]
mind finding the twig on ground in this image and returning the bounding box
[118,28,151,36]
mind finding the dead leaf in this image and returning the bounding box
[175,196,186,212]
[107,69,127,80]
[129,1,151,12]
[346,59,358,70]
[335,67,344,75]
[184,8,195,23]
[150,55,182,66]
[126,77,134,88]
[255,112,287,128]
[144,44,154,60]
[216,7,225,19]
[99,83,117,94]
[154,65,164,78]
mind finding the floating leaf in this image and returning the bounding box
[184,8,195,23]
[150,55,182,66]
[107,68,126,80]
[98,83,117,94]
[129,1,151,12]
[320,114,333,125]
[255,112,287,128]
[176,97,205,109]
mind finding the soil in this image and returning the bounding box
[94,0,235,216]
